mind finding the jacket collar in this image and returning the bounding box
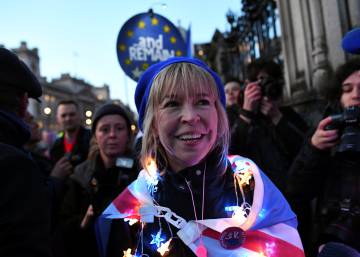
[0,110,30,147]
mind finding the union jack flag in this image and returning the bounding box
[96,155,305,257]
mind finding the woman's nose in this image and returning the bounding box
[180,105,200,123]
[109,128,117,137]
[353,85,360,97]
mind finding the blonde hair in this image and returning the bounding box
[140,62,229,171]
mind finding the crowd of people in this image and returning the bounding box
[0,29,359,257]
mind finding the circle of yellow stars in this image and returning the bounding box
[119,17,185,74]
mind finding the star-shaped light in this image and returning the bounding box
[157,238,171,256]
[238,171,252,185]
[132,67,143,79]
[258,208,266,219]
[265,242,275,255]
[175,50,182,56]
[123,248,133,257]
[145,158,160,194]
[150,230,165,248]
[232,206,247,223]
[125,58,132,65]
[124,218,138,226]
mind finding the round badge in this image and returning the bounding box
[219,227,246,250]
[116,12,188,81]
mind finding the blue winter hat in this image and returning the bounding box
[134,57,226,131]
[342,27,360,54]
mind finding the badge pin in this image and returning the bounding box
[219,227,246,250]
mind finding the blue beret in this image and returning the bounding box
[342,27,360,54]
[134,57,226,131]
[0,47,42,100]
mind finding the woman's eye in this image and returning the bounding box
[100,127,109,133]
[163,100,179,108]
[197,99,210,105]
[342,85,352,93]
[116,126,125,131]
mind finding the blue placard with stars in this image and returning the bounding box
[116,12,188,81]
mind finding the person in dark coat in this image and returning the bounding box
[50,100,91,168]
[287,59,360,256]
[0,47,51,257]
[229,58,308,193]
[60,104,138,257]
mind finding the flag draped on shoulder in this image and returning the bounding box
[96,155,305,257]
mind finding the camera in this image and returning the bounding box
[116,157,134,169]
[321,198,360,248]
[325,105,360,152]
[258,77,283,100]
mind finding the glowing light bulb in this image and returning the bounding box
[123,248,133,257]
[157,238,172,256]
[232,206,247,224]
[146,159,157,177]
[150,230,165,248]
[145,158,159,194]
[124,218,138,226]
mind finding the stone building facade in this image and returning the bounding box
[195,0,360,126]
[12,42,114,131]
[277,0,360,124]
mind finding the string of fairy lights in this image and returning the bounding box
[118,156,258,257]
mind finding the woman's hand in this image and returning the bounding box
[80,204,94,229]
[311,117,339,150]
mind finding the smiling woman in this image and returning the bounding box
[96,57,305,257]
[142,61,228,172]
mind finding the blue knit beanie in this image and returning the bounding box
[342,27,360,54]
[134,57,226,131]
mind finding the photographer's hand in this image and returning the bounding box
[311,117,339,150]
[50,156,73,180]
[260,97,283,125]
[80,204,94,229]
[243,81,262,112]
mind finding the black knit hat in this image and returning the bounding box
[92,104,131,134]
[0,47,42,101]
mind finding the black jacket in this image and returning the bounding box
[287,134,360,252]
[0,111,51,257]
[228,106,308,193]
[139,150,254,257]
[49,126,91,167]
[59,153,138,257]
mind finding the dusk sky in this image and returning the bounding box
[1,0,241,112]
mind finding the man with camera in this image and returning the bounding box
[229,58,308,193]
[0,47,51,256]
[288,58,360,256]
